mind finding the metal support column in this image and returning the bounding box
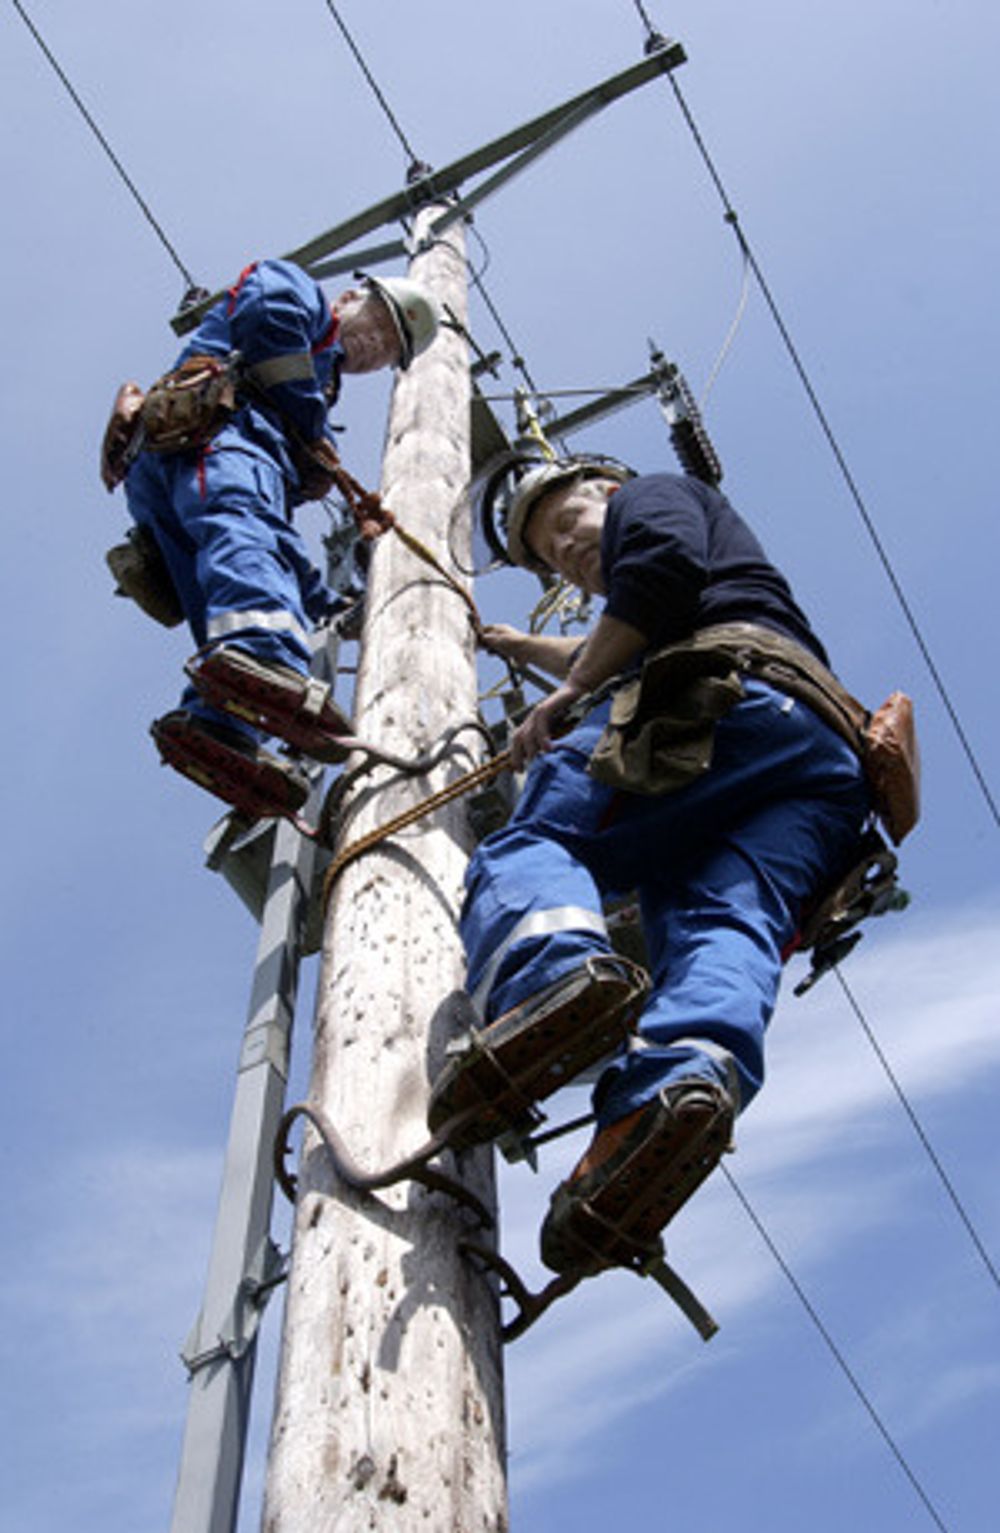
[168,639,336,1533]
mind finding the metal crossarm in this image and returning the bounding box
[171,41,686,334]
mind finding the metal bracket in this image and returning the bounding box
[181,1236,288,1377]
[459,1236,717,1344]
[794,829,909,995]
[171,42,687,334]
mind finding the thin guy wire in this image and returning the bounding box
[468,266,542,395]
[835,968,1000,1291]
[12,0,196,288]
[320,0,422,166]
[466,220,493,284]
[665,70,1000,834]
[701,245,752,406]
[723,1165,950,1533]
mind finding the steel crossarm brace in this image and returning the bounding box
[539,370,662,439]
[171,40,686,335]
[308,235,410,283]
[307,98,597,284]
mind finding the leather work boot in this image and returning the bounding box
[540,1076,734,1275]
[151,709,310,819]
[427,954,650,1151]
[186,646,354,763]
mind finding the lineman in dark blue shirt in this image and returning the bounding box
[429,459,870,1281]
[103,258,439,817]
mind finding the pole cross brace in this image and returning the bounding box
[171,41,687,333]
[180,1236,288,1378]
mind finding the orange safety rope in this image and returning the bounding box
[330,455,484,635]
[322,748,512,909]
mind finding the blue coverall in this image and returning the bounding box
[124,259,343,738]
[461,475,871,1122]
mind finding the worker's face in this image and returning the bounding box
[335,289,402,374]
[525,479,611,594]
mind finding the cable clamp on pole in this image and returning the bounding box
[179,1237,288,1377]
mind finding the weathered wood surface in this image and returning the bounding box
[263,215,508,1532]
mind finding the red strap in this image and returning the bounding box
[227,262,259,315]
[312,306,340,355]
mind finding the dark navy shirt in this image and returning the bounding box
[601,473,828,664]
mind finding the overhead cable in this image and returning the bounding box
[662,68,1000,833]
[724,1165,950,1532]
[11,0,196,289]
[836,969,1000,1292]
[630,0,663,44]
[316,4,547,417]
[319,0,424,173]
[467,254,542,395]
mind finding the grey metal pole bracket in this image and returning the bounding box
[180,1236,288,1377]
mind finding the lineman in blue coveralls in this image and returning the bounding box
[102,258,439,815]
[428,458,871,1279]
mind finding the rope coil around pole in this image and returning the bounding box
[322,750,513,908]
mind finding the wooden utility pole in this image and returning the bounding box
[262,212,508,1530]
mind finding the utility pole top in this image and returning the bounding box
[170,41,686,334]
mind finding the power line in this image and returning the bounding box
[630,0,663,43]
[723,1164,951,1532]
[661,68,1000,835]
[836,968,1000,1292]
[468,264,543,397]
[11,0,196,289]
[317,3,549,422]
[319,0,424,173]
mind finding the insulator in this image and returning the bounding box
[670,417,723,487]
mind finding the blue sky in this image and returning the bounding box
[2,2,998,1530]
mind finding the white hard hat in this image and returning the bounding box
[363,274,441,370]
[503,457,632,571]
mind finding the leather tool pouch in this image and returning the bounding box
[106,525,184,628]
[100,381,146,490]
[588,645,745,795]
[588,623,921,842]
[140,353,239,453]
[863,690,920,844]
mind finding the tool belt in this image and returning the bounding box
[139,353,241,454]
[105,524,184,628]
[587,622,919,844]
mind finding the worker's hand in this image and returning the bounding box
[510,681,585,771]
[479,623,528,662]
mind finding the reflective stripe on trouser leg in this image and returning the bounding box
[469,905,609,1014]
[461,730,624,1021]
[464,682,869,1118]
[127,436,323,675]
[462,834,615,1023]
[617,1035,743,1113]
[206,607,311,650]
